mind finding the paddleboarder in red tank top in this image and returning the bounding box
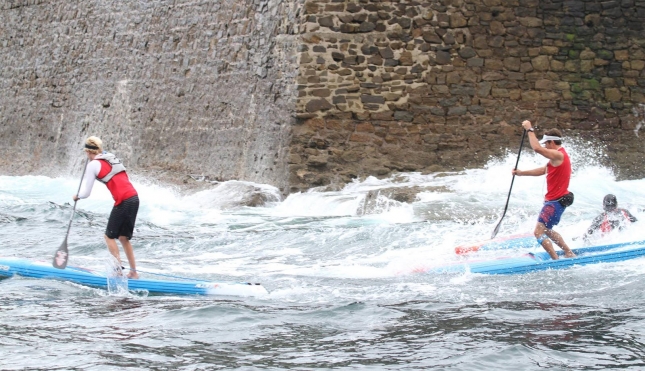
[73,136,140,279]
[512,120,576,260]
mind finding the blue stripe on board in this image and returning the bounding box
[436,240,645,275]
[0,258,268,297]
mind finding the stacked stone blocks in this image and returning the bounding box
[288,0,645,190]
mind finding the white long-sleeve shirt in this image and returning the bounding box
[77,160,102,199]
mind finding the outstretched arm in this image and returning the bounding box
[74,160,101,200]
[513,166,547,177]
[586,213,606,235]
[623,209,638,223]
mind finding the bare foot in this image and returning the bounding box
[127,270,139,279]
[564,252,576,258]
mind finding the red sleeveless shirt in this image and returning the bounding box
[544,147,571,201]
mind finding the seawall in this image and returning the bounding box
[290,0,645,191]
[0,0,300,192]
[1,0,644,195]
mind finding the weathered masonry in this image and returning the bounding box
[289,0,645,191]
[0,0,300,192]
[0,0,644,194]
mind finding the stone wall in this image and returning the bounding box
[1,0,644,195]
[0,0,301,192]
[290,0,645,191]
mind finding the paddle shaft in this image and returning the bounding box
[64,157,89,237]
[491,129,528,239]
[53,157,89,269]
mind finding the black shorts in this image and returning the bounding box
[105,195,139,240]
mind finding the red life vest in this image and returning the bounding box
[600,210,631,233]
[545,147,571,201]
[97,159,138,206]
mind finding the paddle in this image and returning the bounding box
[491,129,528,239]
[53,158,89,269]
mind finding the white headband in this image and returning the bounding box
[539,135,562,144]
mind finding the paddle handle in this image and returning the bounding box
[491,129,527,239]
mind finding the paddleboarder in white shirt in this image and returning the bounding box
[73,136,140,279]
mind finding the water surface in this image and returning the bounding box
[1,141,645,370]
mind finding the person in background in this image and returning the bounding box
[512,120,576,260]
[73,136,140,279]
[584,194,638,243]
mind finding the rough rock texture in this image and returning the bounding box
[0,0,300,193]
[1,0,644,195]
[290,0,645,191]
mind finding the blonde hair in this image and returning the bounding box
[84,136,103,155]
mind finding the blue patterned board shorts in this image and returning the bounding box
[538,200,565,229]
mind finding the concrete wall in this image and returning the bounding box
[0,0,301,192]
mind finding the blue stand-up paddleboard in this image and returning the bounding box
[455,233,538,254]
[437,240,645,275]
[0,258,268,297]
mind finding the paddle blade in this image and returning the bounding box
[52,240,69,269]
[490,129,527,240]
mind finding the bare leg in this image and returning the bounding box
[105,235,122,266]
[534,223,558,260]
[545,229,576,258]
[119,236,138,279]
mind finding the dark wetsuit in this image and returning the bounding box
[586,208,637,236]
